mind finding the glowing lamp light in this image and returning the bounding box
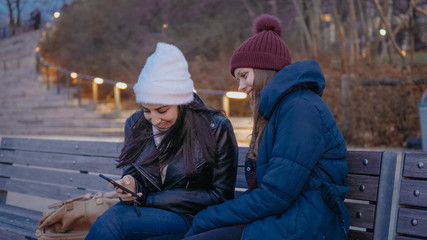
[94,77,104,84]
[401,50,407,56]
[116,82,127,90]
[163,24,168,29]
[226,91,247,99]
[320,14,331,22]
[35,47,40,52]
[54,12,61,19]
[379,29,387,36]
[70,72,78,79]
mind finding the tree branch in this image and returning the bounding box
[411,0,427,17]
[372,0,405,60]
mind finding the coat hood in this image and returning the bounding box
[258,60,326,120]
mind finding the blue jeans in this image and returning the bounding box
[85,202,189,240]
[183,226,243,240]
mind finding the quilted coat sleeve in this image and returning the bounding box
[186,98,327,236]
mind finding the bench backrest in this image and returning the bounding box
[0,137,401,240]
[345,151,397,240]
[235,148,399,240]
[0,137,123,202]
[394,152,427,239]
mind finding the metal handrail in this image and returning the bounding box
[36,51,246,116]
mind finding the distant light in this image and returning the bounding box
[70,72,78,79]
[94,77,104,84]
[116,82,127,90]
[362,52,367,58]
[401,50,407,56]
[163,24,168,29]
[320,14,331,22]
[35,47,40,52]
[54,12,60,19]
[226,91,247,99]
[379,29,387,36]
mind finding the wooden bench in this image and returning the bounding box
[0,136,412,240]
[394,152,427,239]
[0,137,123,239]
[345,151,398,240]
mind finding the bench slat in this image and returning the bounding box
[0,149,121,175]
[346,151,382,175]
[0,209,38,238]
[0,202,42,220]
[402,152,427,179]
[348,230,373,240]
[235,167,247,189]
[238,148,248,167]
[345,202,375,229]
[0,178,103,201]
[396,208,427,238]
[0,228,29,240]
[0,163,117,192]
[346,174,379,201]
[0,138,122,157]
[395,236,426,240]
[399,179,427,207]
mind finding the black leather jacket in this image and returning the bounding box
[121,110,238,218]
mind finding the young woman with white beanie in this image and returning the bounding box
[85,42,238,240]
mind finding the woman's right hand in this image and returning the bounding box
[109,175,143,201]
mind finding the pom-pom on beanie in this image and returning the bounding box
[134,42,194,105]
[230,14,292,76]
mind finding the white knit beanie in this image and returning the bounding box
[133,42,194,105]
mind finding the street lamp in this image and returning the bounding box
[54,12,61,19]
[92,78,104,109]
[222,91,248,116]
[379,29,387,36]
[114,82,128,113]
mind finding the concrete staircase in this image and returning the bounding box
[0,30,252,145]
[0,30,131,141]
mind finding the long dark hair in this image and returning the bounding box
[248,69,321,164]
[117,94,221,177]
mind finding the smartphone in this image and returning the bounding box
[99,174,140,198]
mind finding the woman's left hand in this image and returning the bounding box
[110,175,143,201]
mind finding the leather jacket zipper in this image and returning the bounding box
[165,161,207,190]
[132,163,162,191]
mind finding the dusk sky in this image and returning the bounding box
[0,0,72,28]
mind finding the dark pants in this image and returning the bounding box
[182,226,243,240]
[85,202,188,240]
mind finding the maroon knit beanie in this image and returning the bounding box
[230,14,292,76]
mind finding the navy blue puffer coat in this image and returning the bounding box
[186,60,349,240]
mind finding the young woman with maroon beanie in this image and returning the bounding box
[183,14,349,240]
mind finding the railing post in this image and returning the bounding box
[92,81,98,109]
[55,68,60,94]
[35,52,40,73]
[77,78,81,107]
[114,85,121,114]
[222,95,230,116]
[66,75,71,100]
[45,65,50,89]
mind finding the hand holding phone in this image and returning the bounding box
[99,174,140,199]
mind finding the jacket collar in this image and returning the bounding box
[258,60,326,120]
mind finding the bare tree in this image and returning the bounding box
[411,0,427,16]
[291,0,315,57]
[5,0,17,35]
[328,0,348,73]
[372,0,408,68]
[348,0,360,62]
